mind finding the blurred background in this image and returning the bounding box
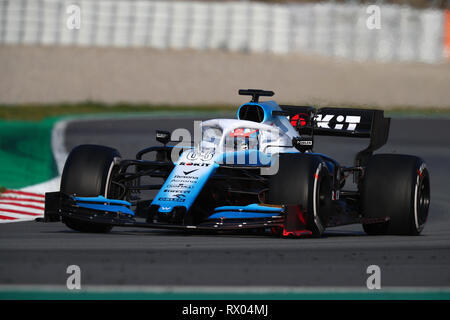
[1,0,450,108]
[1,1,450,293]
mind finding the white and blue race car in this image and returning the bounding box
[44,89,430,237]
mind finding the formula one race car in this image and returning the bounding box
[44,89,430,237]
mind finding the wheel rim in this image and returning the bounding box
[317,176,331,212]
[416,174,430,229]
[313,165,331,232]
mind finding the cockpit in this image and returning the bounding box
[200,119,294,154]
[202,126,261,152]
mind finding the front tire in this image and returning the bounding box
[361,154,430,236]
[60,144,121,233]
[267,153,332,237]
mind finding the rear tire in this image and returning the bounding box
[361,154,430,236]
[60,144,121,233]
[267,153,332,237]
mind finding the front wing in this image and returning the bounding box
[43,192,389,235]
[43,192,286,232]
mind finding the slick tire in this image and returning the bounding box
[361,154,430,236]
[267,153,332,237]
[60,144,121,233]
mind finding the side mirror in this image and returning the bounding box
[156,130,171,145]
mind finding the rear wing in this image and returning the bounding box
[274,105,391,166]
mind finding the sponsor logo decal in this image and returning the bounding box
[290,113,308,128]
[167,183,193,189]
[158,194,186,203]
[173,175,198,180]
[315,114,361,131]
[179,162,211,167]
[183,169,199,176]
[163,189,191,194]
[291,113,361,131]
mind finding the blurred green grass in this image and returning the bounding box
[0,118,58,189]
[0,103,234,121]
[1,102,450,121]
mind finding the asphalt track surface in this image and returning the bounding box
[1,115,449,288]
